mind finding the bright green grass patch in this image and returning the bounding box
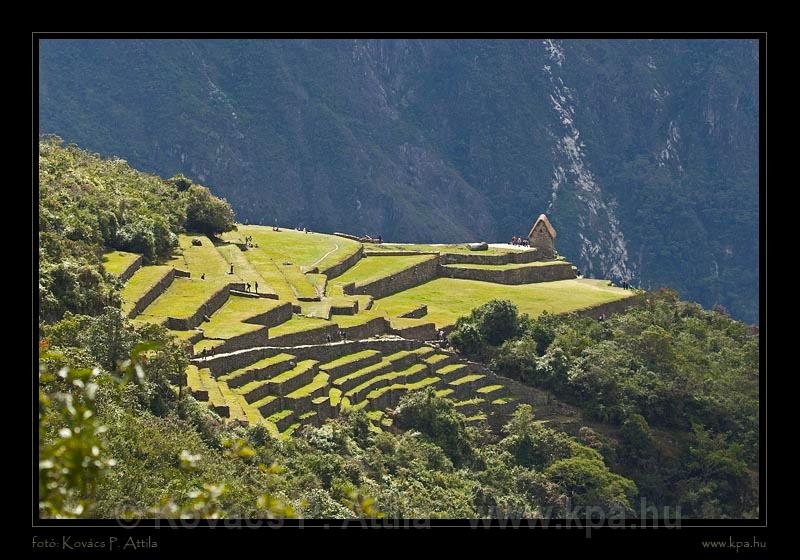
[454,397,484,407]
[492,397,515,405]
[201,296,285,339]
[477,385,505,394]
[449,374,484,386]
[335,359,392,387]
[167,235,230,280]
[299,301,332,319]
[170,329,202,341]
[121,265,174,315]
[320,350,380,371]
[365,376,441,400]
[345,364,427,397]
[372,278,634,329]
[329,254,434,286]
[436,363,465,375]
[214,244,276,296]
[224,225,362,272]
[219,353,295,383]
[268,315,330,337]
[443,260,569,270]
[366,410,384,421]
[299,411,317,420]
[270,360,317,384]
[267,410,293,422]
[435,388,454,398]
[102,250,140,276]
[287,372,330,398]
[139,277,222,321]
[329,388,342,407]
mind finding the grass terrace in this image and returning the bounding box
[222,225,362,273]
[101,250,140,276]
[330,254,434,286]
[120,265,174,315]
[372,278,633,329]
[268,315,330,337]
[201,296,286,339]
[138,277,223,322]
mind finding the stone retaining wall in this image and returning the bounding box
[118,255,144,283]
[127,268,176,319]
[165,283,244,330]
[344,254,439,299]
[398,305,428,319]
[210,326,270,355]
[340,317,389,340]
[438,249,541,265]
[363,250,439,257]
[321,246,364,279]
[439,262,576,284]
[390,321,438,341]
[194,338,421,376]
[571,292,645,319]
[245,302,294,328]
[267,324,340,348]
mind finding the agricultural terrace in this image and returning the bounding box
[372,278,634,329]
[221,226,361,301]
[329,254,434,286]
[101,250,140,275]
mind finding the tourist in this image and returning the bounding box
[200,273,205,280]
[254,281,258,294]
[378,235,382,244]
[230,265,234,275]
[246,282,251,292]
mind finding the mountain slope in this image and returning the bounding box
[38,38,759,322]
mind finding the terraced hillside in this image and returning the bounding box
[106,224,637,438]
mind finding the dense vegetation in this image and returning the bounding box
[39,39,759,322]
[449,293,760,517]
[37,139,759,520]
[40,308,638,519]
[38,138,235,322]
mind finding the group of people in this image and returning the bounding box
[244,282,259,294]
[243,235,259,249]
[324,330,349,344]
[510,236,530,247]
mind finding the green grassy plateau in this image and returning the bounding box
[114,223,632,436]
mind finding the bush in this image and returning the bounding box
[185,185,235,237]
[394,388,473,466]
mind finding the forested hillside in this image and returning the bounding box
[38,39,760,323]
[37,141,758,520]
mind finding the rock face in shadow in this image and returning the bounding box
[39,39,759,322]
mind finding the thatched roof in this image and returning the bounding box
[528,214,556,239]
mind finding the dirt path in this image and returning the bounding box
[309,243,339,270]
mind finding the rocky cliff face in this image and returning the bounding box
[39,38,759,322]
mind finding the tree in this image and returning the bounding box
[394,388,473,466]
[545,456,638,515]
[170,173,192,192]
[185,185,235,236]
[471,299,520,346]
[449,320,485,361]
[500,405,573,469]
